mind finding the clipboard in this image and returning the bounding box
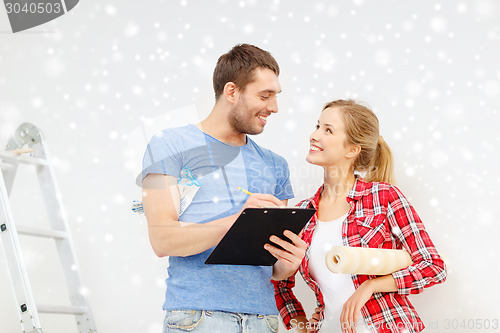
[205,207,316,266]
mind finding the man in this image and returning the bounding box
[142,44,306,333]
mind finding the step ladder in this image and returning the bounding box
[0,123,97,333]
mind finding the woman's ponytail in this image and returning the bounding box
[365,135,394,184]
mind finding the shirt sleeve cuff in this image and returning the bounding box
[280,305,307,329]
[392,269,411,295]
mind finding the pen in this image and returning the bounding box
[236,186,252,196]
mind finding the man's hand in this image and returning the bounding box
[267,230,308,281]
[240,193,284,211]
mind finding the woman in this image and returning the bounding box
[273,100,446,333]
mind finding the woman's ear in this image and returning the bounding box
[223,82,238,104]
[345,144,361,159]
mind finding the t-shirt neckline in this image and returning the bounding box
[317,212,349,224]
[189,124,251,148]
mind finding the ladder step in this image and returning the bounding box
[37,304,87,315]
[16,225,67,239]
[0,161,13,170]
[0,150,48,166]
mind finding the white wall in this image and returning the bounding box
[1,1,499,332]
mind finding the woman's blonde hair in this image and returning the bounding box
[322,99,394,184]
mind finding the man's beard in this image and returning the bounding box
[228,97,263,135]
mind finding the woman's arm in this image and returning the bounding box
[339,184,447,333]
[273,274,308,330]
[386,185,447,295]
[340,275,398,333]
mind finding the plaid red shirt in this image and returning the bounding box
[273,177,447,332]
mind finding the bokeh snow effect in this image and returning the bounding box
[1,1,499,332]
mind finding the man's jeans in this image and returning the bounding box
[163,310,279,333]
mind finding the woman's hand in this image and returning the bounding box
[340,280,374,333]
[290,315,308,333]
[267,230,308,280]
[306,307,321,333]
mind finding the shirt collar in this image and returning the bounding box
[308,175,370,208]
[347,175,371,202]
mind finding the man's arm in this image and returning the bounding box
[143,173,284,257]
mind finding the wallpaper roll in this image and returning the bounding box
[325,246,413,275]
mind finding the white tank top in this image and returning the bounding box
[309,213,368,332]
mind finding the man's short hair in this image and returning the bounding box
[213,44,280,101]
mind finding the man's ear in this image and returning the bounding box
[223,82,238,104]
[346,144,361,159]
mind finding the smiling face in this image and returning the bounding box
[228,67,281,135]
[306,106,358,168]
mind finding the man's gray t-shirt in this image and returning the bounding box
[142,124,294,315]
